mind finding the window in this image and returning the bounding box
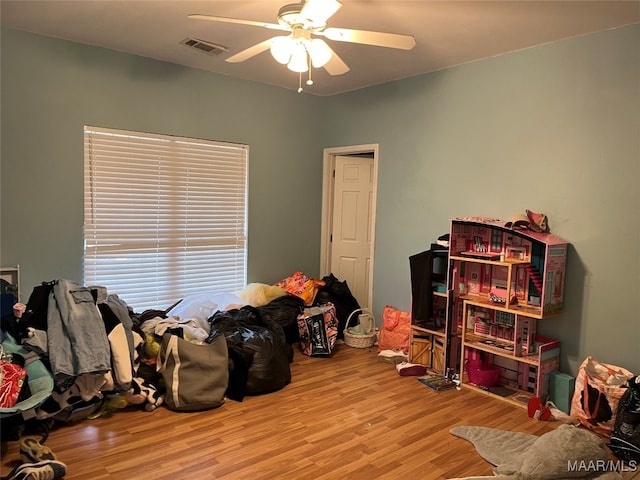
[84,126,248,311]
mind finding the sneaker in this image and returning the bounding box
[12,460,67,480]
[20,437,57,463]
[377,349,408,364]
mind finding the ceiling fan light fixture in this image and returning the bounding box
[270,36,293,64]
[190,0,415,90]
[287,42,309,72]
[307,38,332,68]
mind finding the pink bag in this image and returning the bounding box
[570,356,634,437]
[377,305,411,353]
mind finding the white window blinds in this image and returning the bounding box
[84,126,248,311]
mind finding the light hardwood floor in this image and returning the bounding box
[0,343,627,479]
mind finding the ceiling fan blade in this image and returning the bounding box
[323,48,350,76]
[188,14,288,32]
[322,27,416,50]
[300,0,342,24]
[226,38,274,63]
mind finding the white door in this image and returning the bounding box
[329,155,374,310]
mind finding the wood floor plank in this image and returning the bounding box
[2,343,624,479]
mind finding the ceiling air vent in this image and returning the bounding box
[181,37,229,56]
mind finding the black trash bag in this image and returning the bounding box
[1,278,18,326]
[207,306,292,401]
[609,376,640,463]
[1,281,54,342]
[256,294,304,345]
[314,274,360,339]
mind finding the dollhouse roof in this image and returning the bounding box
[452,217,568,246]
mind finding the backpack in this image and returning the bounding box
[0,335,54,441]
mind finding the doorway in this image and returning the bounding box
[320,144,378,311]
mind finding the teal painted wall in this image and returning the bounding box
[2,25,638,374]
[322,24,640,374]
[1,28,326,297]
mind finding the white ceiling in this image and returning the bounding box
[1,1,638,96]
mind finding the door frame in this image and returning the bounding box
[320,143,379,309]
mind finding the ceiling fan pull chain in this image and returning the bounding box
[298,71,303,93]
[307,55,314,86]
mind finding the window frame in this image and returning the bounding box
[83,125,248,311]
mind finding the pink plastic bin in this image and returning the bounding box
[465,359,500,387]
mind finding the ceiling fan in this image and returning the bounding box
[189,0,416,91]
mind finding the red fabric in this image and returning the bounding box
[0,361,27,408]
